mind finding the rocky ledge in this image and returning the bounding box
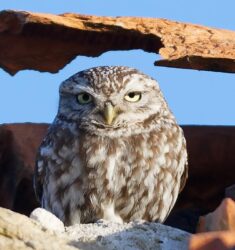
[0,207,190,250]
[0,10,235,74]
[1,204,235,250]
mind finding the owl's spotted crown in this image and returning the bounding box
[70,66,145,81]
[60,66,158,96]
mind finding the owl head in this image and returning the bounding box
[58,66,173,136]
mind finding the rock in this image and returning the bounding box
[66,220,190,250]
[0,123,48,215]
[0,10,235,75]
[0,126,19,210]
[30,208,65,233]
[0,207,77,250]
[0,207,190,250]
[176,126,235,214]
[189,231,235,250]
[225,184,235,200]
[196,198,235,232]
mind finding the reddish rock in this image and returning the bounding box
[197,198,235,232]
[176,126,235,213]
[165,126,235,232]
[0,127,18,209]
[0,10,235,75]
[0,123,48,215]
[189,231,235,250]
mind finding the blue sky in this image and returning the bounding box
[0,0,235,125]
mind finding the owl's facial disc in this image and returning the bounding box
[75,87,159,128]
[58,67,167,133]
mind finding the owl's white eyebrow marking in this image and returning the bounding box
[76,86,101,99]
[123,75,155,93]
[75,86,94,94]
[63,84,100,98]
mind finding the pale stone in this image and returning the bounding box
[30,207,65,233]
[0,207,77,250]
[66,219,190,250]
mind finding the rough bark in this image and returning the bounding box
[0,10,235,75]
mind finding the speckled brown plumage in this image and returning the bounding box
[34,66,188,226]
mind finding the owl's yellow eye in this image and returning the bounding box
[77,93,92,104]
[124,92,141,102]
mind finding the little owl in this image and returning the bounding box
[34,66,188,226]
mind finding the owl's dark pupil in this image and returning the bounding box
[83,94,90,101]
[128,92,135,98]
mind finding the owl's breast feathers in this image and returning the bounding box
[34,118,187,224]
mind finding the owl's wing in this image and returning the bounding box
[33,154,44,203]
[179,160,188,193]
[33,124,56,203]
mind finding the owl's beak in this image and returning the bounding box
[104,102,116,125]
